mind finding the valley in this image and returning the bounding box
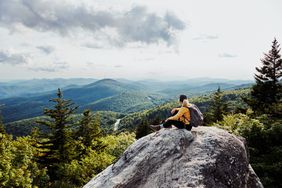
[0,78,251,136]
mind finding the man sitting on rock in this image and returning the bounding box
[150,94,192,131]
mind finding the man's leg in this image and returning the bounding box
[162,120,185,129]
[185,124,192,131]
[171,120,185,129]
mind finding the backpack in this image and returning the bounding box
[185,104,203,127]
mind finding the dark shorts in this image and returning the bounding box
[163,120,192,130]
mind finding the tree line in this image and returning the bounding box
[0,89,135,188]
[206,38,282,187]
[135,38,282,187]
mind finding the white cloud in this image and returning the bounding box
[0,49,31,65]
[83,43,104,49]
[36,45,55,54]
[0,0,186,46]
[192,34,219,41]
[114,65,123,68]
[0,47,68,72]
[28,61,69,72]
[1,0,282,81]
[218,53,237,58]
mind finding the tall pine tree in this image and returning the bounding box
[77,109,102,149]
[204,87,228,125]
[0,104,6,135]
[35,88,78,181]
[0,118,6,135]
[246,38,282,115]
[135,118,152,139]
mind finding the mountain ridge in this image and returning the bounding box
[0,78,251,123]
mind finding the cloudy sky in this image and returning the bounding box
[0,0,281,81]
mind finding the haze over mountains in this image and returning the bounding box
[0,78,97,99]
[0,77,253,123]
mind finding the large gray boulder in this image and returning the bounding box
[84,126,263,188]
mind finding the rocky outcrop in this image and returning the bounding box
[84,126,263,188]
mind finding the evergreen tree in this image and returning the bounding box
[77,109,102,148]
[35,88,78,181]
[0,123,5,135]
[135,119,152,139]
[0,118,6,135]
[246,38,282,115]
[204,87,228,124]
[0,105,6,135]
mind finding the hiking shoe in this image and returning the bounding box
[149,124,161,131]
[159,120,166,124]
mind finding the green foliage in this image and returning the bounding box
[0,134,48,187]
[255,38,282,84]
[245,38,282,116]
[118,100,177,132]
[204,87,228,125]
[0,79,167,123]
[214,113,282,187]
[56,132,135,186]
[77,110,102,148]
[84,92,166,114]
[56,149,114,187]
[118,89,249,132]
[9,88,135,187]
[0,105,5,134]
[4,111,122,137]
[0,120,6,135]
[213,113,264,137]
[135,119,153,139]
[101,132,135,159]
[35,88,79,182]
[5,116,50,137]
[212,39,282,187]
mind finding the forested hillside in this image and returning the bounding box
[4,111,122,137]
[3,87,249,137]
[0,89,135,188]
[0,78,250,123]
[118,88,249,132]
[0,79,167,123]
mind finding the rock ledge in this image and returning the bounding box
[84,126,263,188]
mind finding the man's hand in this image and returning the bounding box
[171,108,177,114]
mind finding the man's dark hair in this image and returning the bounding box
[179,94,187,102]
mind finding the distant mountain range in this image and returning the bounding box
[0,77,253,123]
[0,78,97,99]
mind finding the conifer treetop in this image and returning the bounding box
[255,38,282,83]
